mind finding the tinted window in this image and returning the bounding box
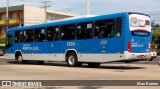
[47,26,60,41]
[6,34,13,49]
[15,31,23,43]
[95,19,115,38]
[34,28,46,42]
[115,18,122,37]
[61,24,75,40]
[95,20,104,38]
[76,22,93,39]
[23,30,34,42]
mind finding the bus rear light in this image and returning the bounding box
[128,41,132,52]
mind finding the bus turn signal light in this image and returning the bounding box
[128,41,132,52]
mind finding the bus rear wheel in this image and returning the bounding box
[88,63,101,67]
[66,52,82,67]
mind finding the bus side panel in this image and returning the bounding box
[76,39,103,62]
[75,38,124,63]
[44,41,66,61]
[17,42,66,61]
[102,38,124,62]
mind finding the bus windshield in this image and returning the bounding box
[130,17,150,27]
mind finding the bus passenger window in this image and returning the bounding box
[61,30,66,40]
[86,23,93,39]
[15,31,23,43]
[23,30,34,43]
[104,19,115,38]
[34,28,46,42]
[76,22,93,40]
[61,24,75,40]
[61,25,67,40]
[115,18,122,38]
[76,25,84,39]
[95,20,105,38]
[47,26,60,41]
[95,19,115,38]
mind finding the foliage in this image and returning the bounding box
[152,28,160,52]
[0,38,6,44]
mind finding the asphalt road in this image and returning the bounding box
[0,56,160,89]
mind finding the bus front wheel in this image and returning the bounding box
[66,52,82,67]
[16,54,25,64]
[88,63,101,67]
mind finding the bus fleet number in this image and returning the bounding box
[67,42,75,46]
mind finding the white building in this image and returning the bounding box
[0,4,80,37]
[23,5,80,26]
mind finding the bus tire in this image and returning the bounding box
[88,63,101,67]
[66,52,81,67]
[16,54,25,64]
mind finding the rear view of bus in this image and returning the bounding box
[124,12,152,61]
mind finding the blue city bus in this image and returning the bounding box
[5,12,152,67]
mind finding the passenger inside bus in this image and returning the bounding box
[47,31,52,41]
[61,30,66,40]
[98,26,105,38]
[24,35,29,42]
[94,26,100,38]
[53,32,59,40]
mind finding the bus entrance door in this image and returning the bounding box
[6,32,14,59]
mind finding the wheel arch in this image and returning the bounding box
[15,50,23,60]
[65,49,78,62]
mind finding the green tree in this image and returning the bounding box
[152,29,160,50]
[0,38,6,44]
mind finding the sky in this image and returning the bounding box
[0,0,160,23]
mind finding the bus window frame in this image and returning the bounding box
[34,27,47,42]
[115,18,123,38]
[23,29,34,43]
[47,26,60,41]
[14,30,23,43]
[61,24,76,41]
[94,19,116,39]
[76,22,94,40]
